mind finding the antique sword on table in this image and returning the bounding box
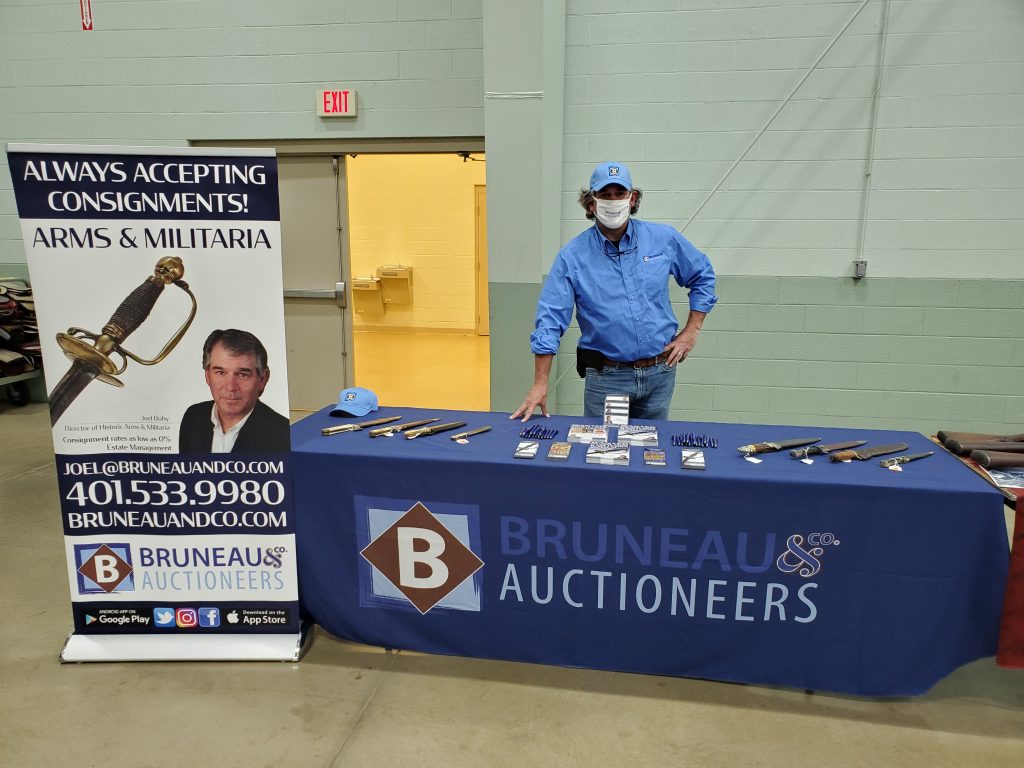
[790,439,866,459]
[47,256,197,426]
[368,418,441,437]
[405,421,467,439]
[829,442,909,462]
[450,425,492,440]
[321,415,401,436]
[880,451,934,468]
[738,437,820,455]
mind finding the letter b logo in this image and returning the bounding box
[397,527,449,589]
[93,555,121,584]
[75,543,134,594]
[361,502,484,614]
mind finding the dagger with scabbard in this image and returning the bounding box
[790,440,866,459]
[451,426,492,441]
[321,415,401,436]
[368,418,441,437]
[47,256,197,426]
[829,442,909,462]
[405,421,467,439]
[880,451,934,468]
[738,437,820,456]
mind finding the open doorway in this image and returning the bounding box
[347,153,489,411]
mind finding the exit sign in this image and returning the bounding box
[317,88,357,117]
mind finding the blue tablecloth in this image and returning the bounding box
[291,407,1010,696]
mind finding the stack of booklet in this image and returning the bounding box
[585,441,630,466]
[603,394,630,426]
[617,424,658,446]
[567,424,609,443]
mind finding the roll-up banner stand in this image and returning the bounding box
[6,144,305,662]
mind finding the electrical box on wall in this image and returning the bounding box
[376,265,413,305]
[352,276,384,316]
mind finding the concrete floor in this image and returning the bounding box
[2,400,1023,767]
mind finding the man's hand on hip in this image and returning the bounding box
[663,326,700,366]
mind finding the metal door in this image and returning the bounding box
[277,155,352,411]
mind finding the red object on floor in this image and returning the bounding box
[996,493,1024,669]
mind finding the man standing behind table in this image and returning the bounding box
[512,161,718,422]
[178,328,290,454]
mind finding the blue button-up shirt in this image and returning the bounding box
[530,219,717,361]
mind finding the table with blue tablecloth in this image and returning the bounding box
[290,407,1009,696]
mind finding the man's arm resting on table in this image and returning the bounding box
[510,354,553,421]
[663,310,706,366]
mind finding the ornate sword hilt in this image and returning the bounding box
[55,256,197,387]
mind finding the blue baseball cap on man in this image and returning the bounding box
[589,161,633,192]
[329,386,379,417]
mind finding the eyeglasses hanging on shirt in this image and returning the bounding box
[601,240,638,258]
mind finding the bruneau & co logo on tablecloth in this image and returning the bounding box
[360,502,484,614]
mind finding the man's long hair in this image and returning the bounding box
[201,329,269,374]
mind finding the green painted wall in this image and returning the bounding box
[541,275,1024,434]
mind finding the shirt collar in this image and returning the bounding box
[594,218,636,256]
[210,402,254,437]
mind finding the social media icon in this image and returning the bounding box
[153,608,175,627]
[198,607,220,628]
[226,610,239,625]
[176,607,198,628]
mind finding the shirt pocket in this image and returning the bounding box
[641,251,671,298]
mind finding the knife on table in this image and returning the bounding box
[880,451,934,468]
[451,426,492,440]
[322,415,402,436]
[829,443,909,462]
[738,437,820,455]
[790,440,867,459]
[405,421,468,439]
[368,418,441,437]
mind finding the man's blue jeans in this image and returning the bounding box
[583,362,677,420]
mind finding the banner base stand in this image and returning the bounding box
[60,625,311,663]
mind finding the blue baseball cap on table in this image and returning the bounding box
[329,387,379,417]
[590,161,633,192]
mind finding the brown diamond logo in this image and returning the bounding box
[77,544,133,593]
[360,502,484,614]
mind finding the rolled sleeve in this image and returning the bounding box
[530,257,574,355]
[670,232,718,314]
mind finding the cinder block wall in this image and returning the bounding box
[555,276,1023,432]
[2,0,1022,432]
[0,0,485,268]
[554,0,1024,432]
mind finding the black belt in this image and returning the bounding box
[602,352,670,369]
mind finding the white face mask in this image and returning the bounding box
[594,197,631,229]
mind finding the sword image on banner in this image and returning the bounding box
[47,256,196,426]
